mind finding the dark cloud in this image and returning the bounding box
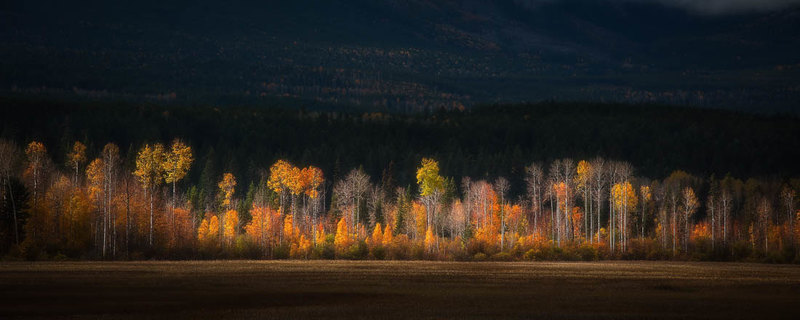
[649,0,800,14]
[512,0,800,14]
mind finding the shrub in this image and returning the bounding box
[410,243,425,260]
[234,236,261,259]
[473,252,487,261]
[387,235,411,260]
[575,245,598,261]
[312,241,336,260]
[343,241,369,260]
[523,249,537,261]
[444,237,469,261]
[492,252,513,261]
[273,243,290,259]
[371,245,386,260]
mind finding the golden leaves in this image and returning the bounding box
[25,141,46,164]
[67,141,87,170]
[611,182,639,211]
[268,159,324,198]
[334,217,351,252]
[218,173,237,208]
[575,160,592,190]
[134,143,166,187]
[416,158,444,197]
[223,209,239,244]
[163,139,193,184]
[86,158,104,201]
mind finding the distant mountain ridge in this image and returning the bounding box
[1,0,798,112]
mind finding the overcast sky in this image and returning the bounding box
[650,0,800,14]
[514,0,800,14]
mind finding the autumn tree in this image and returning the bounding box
[219,173,236,210]
[245,204,279,254]
[707,176,719,249]
[267,160,293,213]
[589,158,606,244]
[663,170,695,254]
[333,168,370,229]
[197,214,220,246]
[494,177,509,249]
[162,139,193,239]
[0,140,20,244]
[611,180,638,250]
[86,158,107,255]
[67,141,87,186]
[416,158,445,236]
[24,141,47,208]
[301,166,324,231]
[639,184,652,238]
[334,217,352,255]
[223,209,239,246]
[218,173,237,246]
[681,187,699,252]
[101,144,120,256]
[525,163,545,241]
[757,197,772,253]
[134,143,166,247]
[368,223,383,250]
[780,185,796,247]
[719,175,741,246]
[575,160,592,241]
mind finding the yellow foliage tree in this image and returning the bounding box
[163,139,193,232]
[416,158,444,197]
[170,207,194,248]
[572,206,583,240]
[223,209,239,246]
[424,227,436,253]
[245,205,279,250]
[86,158,105,202]
[416,158,445,231]
[268,160,294,212]
[412,201,427,239]
[291,234,312,258]
[302,166,324,199]
[611,181,638,249]
[24,141,47,207]
[611,183,638,216]
[314,223,327,247]
[67,141,87,185]
[369,223,383,248]
[382,224,394,247]
[218,173,237,210]
[283,214,296,242]
[198,214,219,245]
[334,218,351,253]
[134,143,166,246]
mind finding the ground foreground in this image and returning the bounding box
[1,261,799,319]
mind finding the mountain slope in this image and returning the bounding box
[1,0,798,112]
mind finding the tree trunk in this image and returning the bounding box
[6,176,19,245]
[149,186,154,247]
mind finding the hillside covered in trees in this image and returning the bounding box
[2,0,800,113]
[1,98,799,262]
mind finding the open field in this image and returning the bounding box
[1,261,799,319]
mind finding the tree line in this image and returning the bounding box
[1,139,798,262]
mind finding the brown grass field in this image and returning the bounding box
[1,260,799,319]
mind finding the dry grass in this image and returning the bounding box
[1,260,799,319]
